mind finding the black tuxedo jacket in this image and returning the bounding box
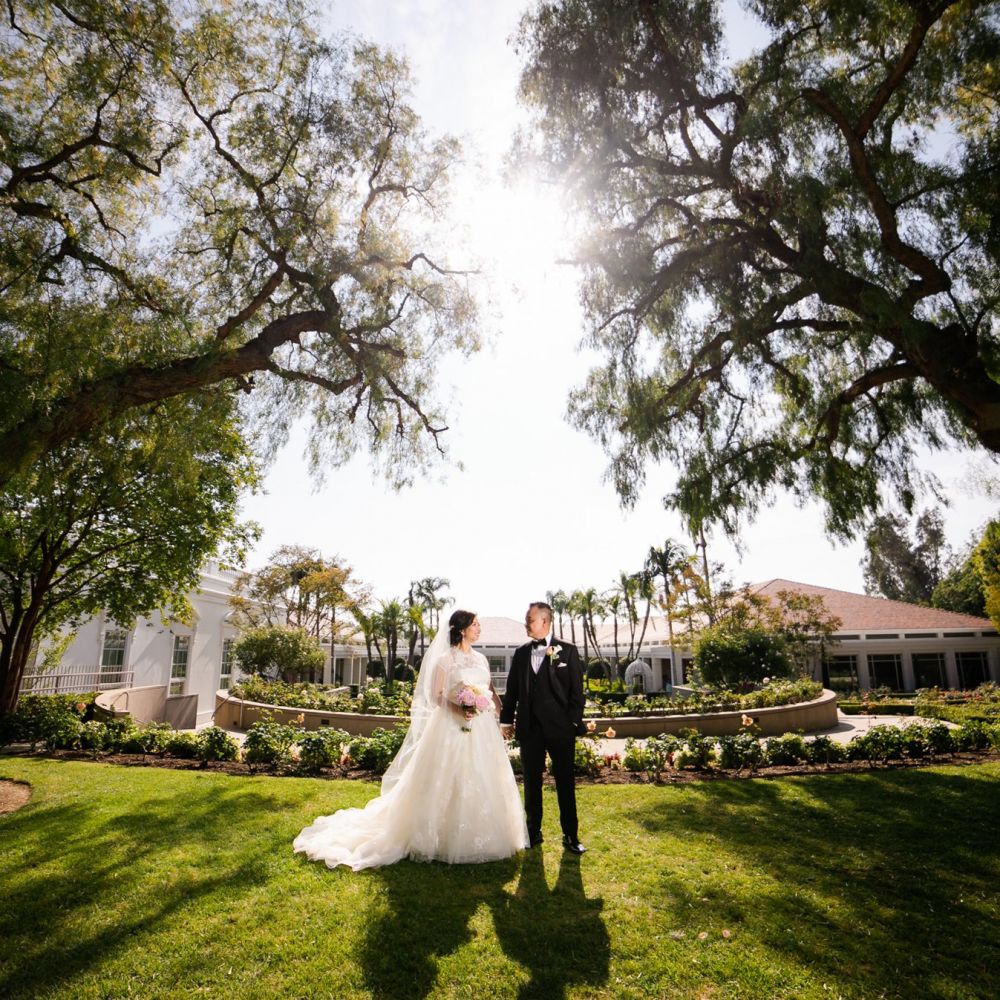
[500,636,587,741]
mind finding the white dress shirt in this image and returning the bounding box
[530,633,552,674]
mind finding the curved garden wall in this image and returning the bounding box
[214,688,839,738]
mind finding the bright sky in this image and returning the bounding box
[239,0,997,618]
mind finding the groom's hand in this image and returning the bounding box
[501,724,513,740]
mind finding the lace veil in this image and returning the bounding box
[380,625,452,793]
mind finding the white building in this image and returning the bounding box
[26,561,242,728]
[25,572,1000,726]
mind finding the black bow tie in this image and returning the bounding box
[531,638,548,649]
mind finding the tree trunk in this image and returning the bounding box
[0,610,43,717]
[697,526,714,625]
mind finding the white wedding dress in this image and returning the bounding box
[293,647,529,871]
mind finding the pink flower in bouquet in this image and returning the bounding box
[451,682,489,732]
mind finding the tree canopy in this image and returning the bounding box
[230,545,364,642]
[0,0,477,488]
[0,392,255,714]
[862,506,947,603]
[517,0,1000,538]
[232,625,325,684]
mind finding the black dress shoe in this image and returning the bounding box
[529,832,544,847]
[562,835,585,855]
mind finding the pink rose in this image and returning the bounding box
[474,694,491,712]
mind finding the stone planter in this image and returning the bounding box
[583,688,838,737]
[214,688,839,739]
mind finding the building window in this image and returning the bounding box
[170,635,190,695]
[487,656,507,674]
[220,639,234,690]
[827,655,858,693]
[867,653,902,690]
[334,657,346,685]
[911,652,946,689]
[956,651,989,690]
[100,628,127,685]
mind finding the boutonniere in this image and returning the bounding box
[545,644,563,662]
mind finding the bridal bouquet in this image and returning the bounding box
[452,682,492,732]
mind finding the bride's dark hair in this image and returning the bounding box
[448,609,476,646]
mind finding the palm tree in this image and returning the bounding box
[603,587,624,679]
[350,606,382,688]
[547,589,570,638]
[645,540,690,682]
[630,568,656,658]
[376,599,405,692]
[581,587,604,667]
[414,576,452,635]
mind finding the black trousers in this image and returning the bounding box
[520,724,578,841]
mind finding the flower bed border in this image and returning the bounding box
[214,688,839,738]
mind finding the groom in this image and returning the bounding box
[500,601,587,854]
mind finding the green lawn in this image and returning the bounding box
[1,758,998,1000]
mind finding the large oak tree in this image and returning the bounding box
[1,0,477,488]
[517,0,999,537]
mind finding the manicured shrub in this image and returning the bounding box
[163,731,201,759]
[643,734,681,775]
[846,724,906,764]
[3,694,93,748]
[806,736,847,765]
[243,720,299,769]
[694,626,791,688]
[79,720,111,753]
[233,625,325,683]
[347,726,407,774]
[43,713,85,749]
[764,733,810,766]
[622,737,647,772]
[297,728,351,773]
[507,747,523,775]
[196,726,241,762]
[118,722,173,755]
[953,719,992,751]
[718,732,766,770]
[101,716,139,752]
[574,739,602,776]
[674,730,717,769]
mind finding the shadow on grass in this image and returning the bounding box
[492,849,610,1000]
[0,777,291,1000]
[630,767,1000,996]
[360,849,610,1000]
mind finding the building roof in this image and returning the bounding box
[749,579,995,632]
[477,616,531,646]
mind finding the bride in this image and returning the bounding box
[293,610,529,870]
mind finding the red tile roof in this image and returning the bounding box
[749,579,994,632]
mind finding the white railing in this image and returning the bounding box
[20,668,135,695]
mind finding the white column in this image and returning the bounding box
[901,651,915,692]
[944,649,960,689]
[856,647,872,690]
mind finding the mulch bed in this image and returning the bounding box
[0,778,32,814]
[3,746,999,785]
